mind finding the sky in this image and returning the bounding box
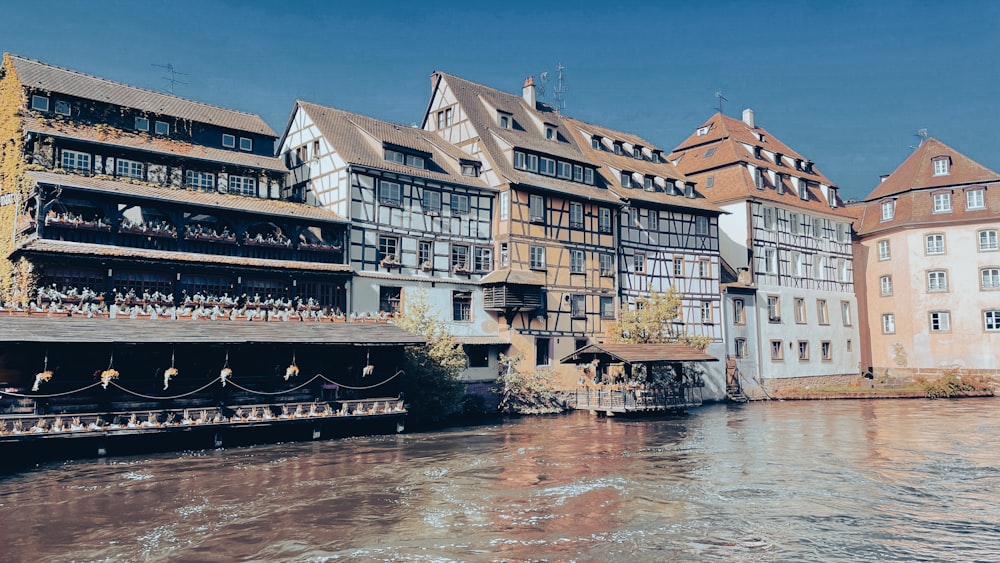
[2,0,998,201]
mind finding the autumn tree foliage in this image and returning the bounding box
[607,287,711,351]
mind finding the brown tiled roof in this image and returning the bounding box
[562,116,722,215]
[0,316,422,345]
[22,115,284,171]
[863,137,1000,201]
[7,53,275,136]
[853,181,1000,236]
[432,72,620,204]
[293,101,492,190]
[560,343,718,364]
[16,239,353,274]
[28,171,346,224]
[480,268,545,285]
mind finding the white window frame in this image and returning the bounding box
[228,175,257,197]
[598,208,612,233]
[985,310,1000,331]
[599,253,614,277]
[700,301,713,323]
[733,299,745,325]
[379,180,402,207]
[979,230,998,252]
[584,168,594,185]
[185,170,215,191]
[135,117,150,132]
[60,149,91,173]
[696,216,709,236]
[647,210,658,231]
[735,338,747,358]
[967,189,985,210]
[422,190,442,214]
[841,301,852,326]
[878,240,891,261]
[882,313,895,334]
[933,158,949,176]
[927,270,948,292]
[499,191,510,221]
[116,158,144,180]
[473,246,493,272]
[155,120,170,135]
[925,233,945,255]
[569,202,584,229]
[929,311,951,332]
[529,194,545,223]
[982,268,1000,289]
[450,193,470,215]
[31,95,49,111]
[570,294,586,319]
[634,252,646,274]
[539,157,556,176]
[222,134,236,148]
[817,299,829,325]
[573,165,584,182]
[570,249,585,274]
[881,200,895,221]
[239,137,253,152]
[557,161,572,179]
[880,275,892,296]
[932,193,952,213]
[451,244,470,270]
[529,245,546,270]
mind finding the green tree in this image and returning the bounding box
[608,287,711,350]
[395,290,465,427]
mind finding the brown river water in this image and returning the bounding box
[2,399,999,562]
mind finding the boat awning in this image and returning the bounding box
[0,316,424,346]
[561,343,718,365]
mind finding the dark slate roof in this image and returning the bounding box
[7,53,276,136]
[22,115,284,171]
[560,343,718,364]
[28,171,346,224]
[16,239,353,274]
[0,316,423,345]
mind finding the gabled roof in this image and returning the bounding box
[863,137,1000,201]
[22,115,284,171]
[561,116,722,215]
[5,53,275,136]
[28,171,346,224]
[291,100,492,190]
[430,72,620,204]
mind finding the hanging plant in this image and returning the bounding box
[220,367,232,387]
[32,370,53,392]
[284,364,299,380]
[100,368,119,389]
[362,347,374,377]
[163,367,178,390]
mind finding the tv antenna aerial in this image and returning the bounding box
[552,63,568,113]
[152,63,188,94]
[538,71,549,100]
[714,90,728,114]
[910,128,928,149]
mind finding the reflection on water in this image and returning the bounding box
[2,399,999,561]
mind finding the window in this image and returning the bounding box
[979,230,999,252]
[847,339,853,352]
[704,147,716,158]
[379,286,402,315]
[764,248,776,273]
[51,99,68,116]
[591,136,602,150]
[453,291,472,322]
[878,240,891,261]
[545,126,554,140]
[698,259,710,278]
[539,157,555,176]
[967,189,985,210]
[673,257,684,277]
[932,193,952,213]
[929,311,951,332]
[600,296,615,319]
[621,171,632,188]
[185,170,215,191]
[841,301,852,326]
[794,297,806,324]
[571,295,586,319]
[229,175,256,196]
[570,202,584,229]
[422,190,442,213]
[570,249,585,274]
[405,154,425,168]
[927,270,948,292]
[599,253,614,277]
[880,275,893,296]
[445,108,453,126]
[925,234,945,255]
[461,163,478,177]
[985,310,1000,331]
[733,299,745,325]
[573,165,584,182]
[791,252,804,277]
[31,95,49,111]
[222,134,236,148]
[734,338,747,358]
[529,194,544,222]
[378,236,399,262]
[116,158,144,180]
[155,121,170,135]
[881,200,895,221]
[838,259,850,283]
[789,212,800,235]
[982,268,1000,289]
[556,161,572,179]
[774,173,784,194]
[700,301,713,323]
[384,149,404,164]
[530,246,545,270]
[836,222,848,242]
[882,313,895,334]
[239,137,252,151]
[763,206,775,230]
[60,150,91,173]
[535,337,551,367]
[821,341,832,361]
[643,176,654,191]
[474,247,492,272]
[379,180,402,206]
[811,216,822,238]
[815,256,826,280]
[598,208,612,233]
[437,110,446,129]
[466,345,489,368]
[499,242,509,267]
[933,158,949,176]
[770,340,783,361]
[705,176,715,188]
[451,245,470,271]
[767,296,781,322]
[754,168,763,190]
[614,142,623,155]
[499,191,510,221]
[799,180,810,201]
[499,112,511,129]
[418,241,431,268]
[634,252,646,274]
[817,300,829,325]
[135,117,150,131]
[696,216,709,236]
[647,210,658,231]
[697,126,710,136]
[451,193,470,215]
[798,341,809,361]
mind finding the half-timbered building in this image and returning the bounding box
[852,137,1000,379]
[670,109,860,396]
[422,73,618,382]
[278,101,502,381]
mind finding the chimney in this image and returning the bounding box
[523,76,536,108]
[742,108,755,128]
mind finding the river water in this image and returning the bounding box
[2,399,999,562]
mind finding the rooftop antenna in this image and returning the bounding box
[152,63,188,94]
[909,128,928,150]
[714,90,728,114]
[552,63,568,113]
[538,71,549,101]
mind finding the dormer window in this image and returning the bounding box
[54,100,70,116]
[774,173,784,194]
[384,148,425,169]
[613,142,623,155]
[544,124,555,140]
[498,111,512,129]
[881,200,895,221]
[222,134,236,148]
[774,153,783,166]
[754,168,764,190]
[573,165,584,183]
[932,192,952,213]
[591,136,602,150]
[135,117,150,132]
[753,146,763,159]
[799,179,810,201]
[804,161,814,173]
[651,150,662,163]
[932,156,950,176]
[634,146,643,159]
[621,171,633,188]
[696,126,710,136]
[643,176,654,190]
[461,163,479,177]
[795,159,803,171]
[31,95,49,111]
[584,168,594,185]
[684,183,695,198]
[829,187,839,209]
[155,121,170,135]
[239,137,253,152]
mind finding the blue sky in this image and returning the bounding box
[2,0,997,200]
